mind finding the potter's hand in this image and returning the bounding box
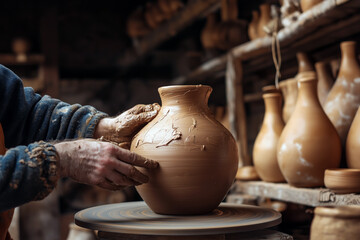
[54,139,158,190]
[94,103,160,149]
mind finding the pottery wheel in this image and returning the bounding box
[75,201,281,236]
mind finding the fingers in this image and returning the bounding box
[127,103,160,115]
[118,142,130,149]
[116,148,159,169]
[111,160,150,184]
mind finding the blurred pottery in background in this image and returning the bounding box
[277,74,341,187]
[324,168,360,194]
[279,78,298,123]
[257,3,272,38]
[301,0,324,12]
[11,38,30,62]
[131,85,238,215]
[310,206,360,240]
[253,93,285,183]
[201,13,218,50]
[346,107,360,168]
[295,52,315,79]
[236,166,260,181]
[315,61,334,106]
[324,41,360,149]
[248,10,259,40]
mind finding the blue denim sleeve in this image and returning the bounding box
[0,65,108,210]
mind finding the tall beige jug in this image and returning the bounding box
[248,10,259,40]
[315,61,334,106]
[131,85,238,215]
[324,41,360,148]
[253,93,286,182]
[277,74,341,187]
[346,107,360,168]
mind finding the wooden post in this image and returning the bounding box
[225,53,251,167]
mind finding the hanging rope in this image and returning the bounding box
[271,17,282,89]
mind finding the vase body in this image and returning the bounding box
[277,75,341,187]
[248,10,259,40]
[310,206,360,240]
[315,61,334,106]
[253,93,285,182]
[257,3,271,38]
[279,78,298,123]
[324,41,360,148]
[346,107,360,168]
[301,0,323,12]
[130,85,239,215]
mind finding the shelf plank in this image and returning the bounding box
[174,0,360,84]
[233,181,360,207]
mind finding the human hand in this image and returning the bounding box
[54,139,158,190]
[94,103,160,149]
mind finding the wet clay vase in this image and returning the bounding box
[301,0,324,12]
[253,93,286,183]
[315,61,334,106]
[310,206,360,240]
[248,10,259,40]
[130,85,239,215]
[277,75,341,187]
[346,107,360,168]
[257,3,272,38]
[324,41,360,149]
[279,78,298,123]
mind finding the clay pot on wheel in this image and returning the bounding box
[253,93,285,183]
[131,85,239,215]
[277,74,341,187]
[310,206,360,240]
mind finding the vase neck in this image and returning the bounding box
[297,52,314,73]
[264,93,283,121]
[340,41,360,73]
[297,76,321,106]
[315,61,332,80]
[159,85,212,109]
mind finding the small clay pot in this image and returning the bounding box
[301,0,324,12]
[346,107,360,168]
[324,168,360,194]
[311,206,360,240]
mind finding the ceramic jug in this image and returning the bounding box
[315,61,334,106]
[324,41,360,147]
[130,85,239,215]
[248,10,259,40]
[277,74,341,187]
[279,78,298,123]
[257,3,271,38]
[301,0,324,12]
[253,93,286,182]
[310,206,360,240]
[346,107,360,168]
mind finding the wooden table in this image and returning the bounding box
[75,201,292,239]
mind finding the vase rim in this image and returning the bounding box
[315,206,360,218]
[297,73,317,83]
[341,41,356,47]
[159,84,211,90]
[263,92,281,98]
[278,78,296,86]
[325,168,360,176]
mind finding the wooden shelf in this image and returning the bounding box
[173,0,360,85]
[231,181,360,207]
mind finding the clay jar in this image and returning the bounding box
[279,78,298,123]
[324,41,360,148]
[248,10,259,40]
[257,3,271,38]
[130,85,239,215]
[315,61,334,106]
[277,75,341,187]
[301,0,324,12]
[346,107,360,168]
[310,206,360,240]
[253,93,285,183]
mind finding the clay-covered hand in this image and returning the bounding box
[94,103,160,149]
[54,139,158,190]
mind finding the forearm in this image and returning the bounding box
[0,141,59,211]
